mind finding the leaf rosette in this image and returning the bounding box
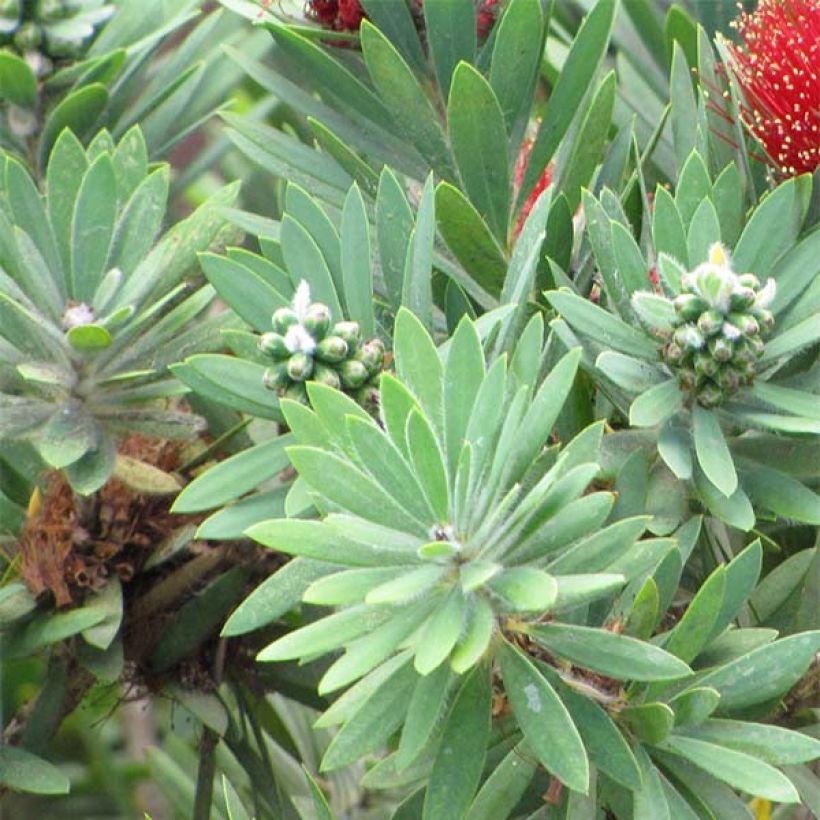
[548,166,820,528]
[0,126,238,493]
[235,308,820,814]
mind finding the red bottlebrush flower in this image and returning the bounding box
[727,0,820,177]
[307,0,339,24]
[477,0,500,39]
[338,0,365,30]
[306,0,364,31]
[513,137,554,237]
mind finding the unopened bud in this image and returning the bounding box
[697,383,723,408]
[695,353,719,378]
[331,321,361,347]
[287,351,314,382]
[738,273,761,290]
[263,363,289,392]
[312,364,341,389]
[674,294,706,321]
[728,312,759,337]
[338,358,368,389]
[730,288,756,311]
[353,382,381,413]
[697,309,724,336]
[664,342,685,365]
[284,381,308,404]
[259,332,289,358]
[272,307,299,335]
[356,338,385,374]
[303,303,331,339]
[716,366,740,392]
[677,368,697,391]
[674,325,705,350]
[315,335,348,364]
[752,308,774,331]
[708,336,733,362]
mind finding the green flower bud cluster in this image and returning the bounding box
[662,244,775,408]
[259,281,384,408]
[0,0,114,65]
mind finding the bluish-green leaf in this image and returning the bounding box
[448,62,510,241]
[498,640,589,793]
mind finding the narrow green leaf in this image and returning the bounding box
[199,252,286,332]
[734,176,807,277]
[222,558,334,637]
[341,183,374,336]
[280,215,342,318]
[435,181,507,299]
[466,742,537,820]
[695,631,820,710]
[488,568,557,613]
[402,175,435,330]
[633,745,671,820]
[424,0,476,98]
[347,416,436,525]
[448,62,510,241]
[652,185,688,266]
[423,665,492,819]
[172,436,293,513]
[662,566,725,663]
[0,746,70,795]
[407,409,450,523]
[709,539,762,639]
[547,289,659,359]
[520,0,616,201]
[596,351,665,394]
[320,599,437,693]
[660,735,800,803]
[376,167,414,310]
[0,51,37,106]
[46,128,89,280]
[38,84,109,169]
[397,662,452,769]
[668,687,721,727]
[557,71,616,212]
[692,406,737,497]
[360,20,455,178]
[553,573,626,610]
[527,623,691,681]
[498,640,589,794]
[629,380,684,427]
[394,308,444,436]
[619,702,675,745]
[414,587,466,675]
[321,658,416,771]
[450,596,495,673]
[489,0,544,141]
[70,154,116,302]
[680,719,820,765]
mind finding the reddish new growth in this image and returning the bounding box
[306,0,500,37]
[728,0,820,177]
[477,0,500,39]
[307,0,365,31]
[513,137,554,236]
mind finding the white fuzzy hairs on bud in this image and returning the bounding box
[292,280,312,320]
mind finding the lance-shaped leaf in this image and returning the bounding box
[498,640,589,794]
[525,623,691,681]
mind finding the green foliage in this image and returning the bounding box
[0,126,237,492]
[0,0,268,170]
[1,1,818,818]
[552,165,820,528]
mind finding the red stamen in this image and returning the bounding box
[728,0,820,177]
